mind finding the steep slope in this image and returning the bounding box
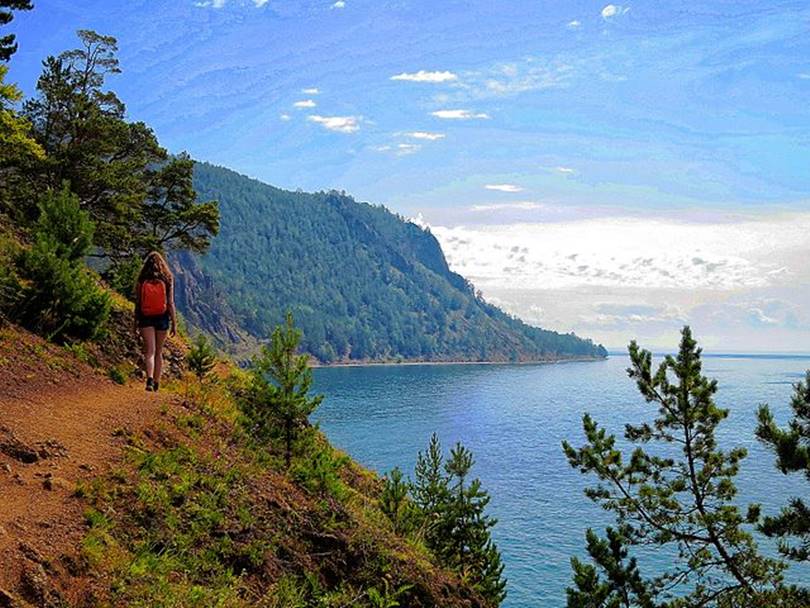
[176,162,606,362]
[0,324,491,607]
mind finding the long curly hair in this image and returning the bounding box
[137,251,173,286]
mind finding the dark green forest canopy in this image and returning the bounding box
[175,162,607,363]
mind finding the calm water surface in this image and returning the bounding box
[313,355,810,607]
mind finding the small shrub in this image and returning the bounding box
[108,366,127,385]
[379,467,417,535]
[187,334,217,381]
[291,442,348,500]
[366,581,413,608]
[64,341,98,366]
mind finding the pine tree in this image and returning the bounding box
[563,326,785,606]
[141,154,219,254]
[434,442,506,606]
[567,526,655,608]
[23,30,218,264]
[757,371,810,564]
[406,435,506,605]
[186,334,217,382]
[412,432,449,544]
[380,466,415,535]
[0,0,33,61]
[241,312,323,467]
[14,187,110,341]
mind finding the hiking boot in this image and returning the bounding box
[146,378,154,392]
[153,381,160,393]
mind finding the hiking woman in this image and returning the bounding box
[134,251,176,392]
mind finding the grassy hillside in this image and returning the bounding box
[0,318,493,608]
[176,162,606,363]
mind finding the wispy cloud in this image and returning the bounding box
[470,202,545,212]
[555,166,576,174]
[484,183,524,193]
[396,143,421,155]
[374,143,423,156]
[391,70,458,83]
[798,73,810,80]
[302,87,320,94]
[307,115,361,133]
[405,131,445,141]
[254,0,269,6]
[293,99,317,108]
[445,59,574,100]
[431,109,490,120]
[601,4,629,19]
[279,113,291,121]
[567,20,581,28]
[331,1,345,8]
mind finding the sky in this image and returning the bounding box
[8,0,810,352]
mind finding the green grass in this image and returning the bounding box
[76,371,487,608]
[108,366,127,384]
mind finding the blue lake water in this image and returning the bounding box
[312,355,810,607]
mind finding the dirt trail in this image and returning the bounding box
[0,333,175,603]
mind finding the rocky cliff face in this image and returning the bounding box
[171,250,258,357]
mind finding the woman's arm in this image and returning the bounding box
[133,281,141,332]
[168,280,177,336]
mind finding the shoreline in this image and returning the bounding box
[310,355,608,369]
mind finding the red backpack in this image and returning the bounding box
[140,279,167,316]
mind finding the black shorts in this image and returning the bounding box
[138,313,170,331]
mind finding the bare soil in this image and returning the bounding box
[0,326,179,606]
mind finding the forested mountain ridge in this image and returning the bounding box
[175,162,607,363]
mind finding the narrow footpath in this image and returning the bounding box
[0,327,175,605]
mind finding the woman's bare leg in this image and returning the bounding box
[140,326,156,379]
[154,330,168,384]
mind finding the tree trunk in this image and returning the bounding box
[284,417,292,469]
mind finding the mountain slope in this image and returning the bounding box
[176,162,606,363]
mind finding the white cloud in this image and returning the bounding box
[254,0,269,6]
[374,143,424,156]
[331,0,345,8]
[307,114,361,133]
[601,4,629,18]
[601,4,618,18]
[422,210,810,350]
[555,166,575,174]
[749,307,780,326]
[391,70,458,83]
[293,99,317,108]
[484,184,524,193]
[397,143,421,155]
[302,87,320,94]
[465,60,574,98]
[279,113,291,121]
[567,20,581,28]
[405,131,445,141]
[431,109,490,120]
[428,211,810,292]
[798,73,810,80]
